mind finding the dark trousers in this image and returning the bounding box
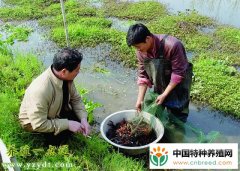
[23,110,80,146]
[44,110,80,146]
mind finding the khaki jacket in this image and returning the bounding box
[19,67,87,135]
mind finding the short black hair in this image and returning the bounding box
[126,23,151,46]
[53,47,83,72]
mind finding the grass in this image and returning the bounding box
[110,40,137,68]
[192,54,240,118]
[214,26,240,53]
[147,10,215,52]
[51,24,116,47]
[0,0,97,21]
[43,0,96,17]
[0,6,44,21]
[1,24,33,45]
[0,53,43,98]
[103,0,168,20]
[3,0,56,6]
[0,48,45,148]
[39,15,111,29]
[195,51,240,66]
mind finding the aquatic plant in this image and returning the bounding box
[196,51,240,65]
[214,26,240,53]
[92,64,110,74]
[1,24,33,45]
[148,10,215,52]
[0,6,44,21]
[0,0,97,21]
[51,24,114,47]
[39,16,111,29]
[77,87,102,125]
[103,0,168,20]
[192,54,240,118]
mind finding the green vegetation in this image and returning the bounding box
[1,0,156,68]
[0,6,44,21]
[92,64,110,74]
[1,24,33,45]
[0,0,97,21]
[48,16,113,47]
[3,0,55,6]
[3,135,145,170]
[0,36,44,147]
[77,87,102,125]
[0,53,42,99]
[103,0,168,20]
[195,51,240,65]
[43,0,97,17]
[39,15,111,29]
[51,24,115,47]
[214,26,240,53]
[110,39,137,67]
[192,55,240,117]
[148,10,215,52]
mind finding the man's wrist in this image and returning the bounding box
[81,118,87,122]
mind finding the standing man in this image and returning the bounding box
[19,48,91,145]
[126,23,192,122]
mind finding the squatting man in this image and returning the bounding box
[19,48,91,145]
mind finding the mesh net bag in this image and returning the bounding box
[142,90,227,143]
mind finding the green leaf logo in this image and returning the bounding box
[150,146,168,166]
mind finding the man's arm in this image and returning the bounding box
[69,82,90,135]
[26,88,69,135]
[136,54,152,111]
[136,85,148,112]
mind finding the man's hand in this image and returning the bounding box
[156,82,178,105]
[135,101,142,112]
[80,118,91,136]
[155,93,167,105]
[136,85,147,112]
[68,120,83,133]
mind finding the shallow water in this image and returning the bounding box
[133,0,240,28]
[107,17,134,32]
[0,0,3,7]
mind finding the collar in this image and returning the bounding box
[47,66,63,88]
[138,34,160,58]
